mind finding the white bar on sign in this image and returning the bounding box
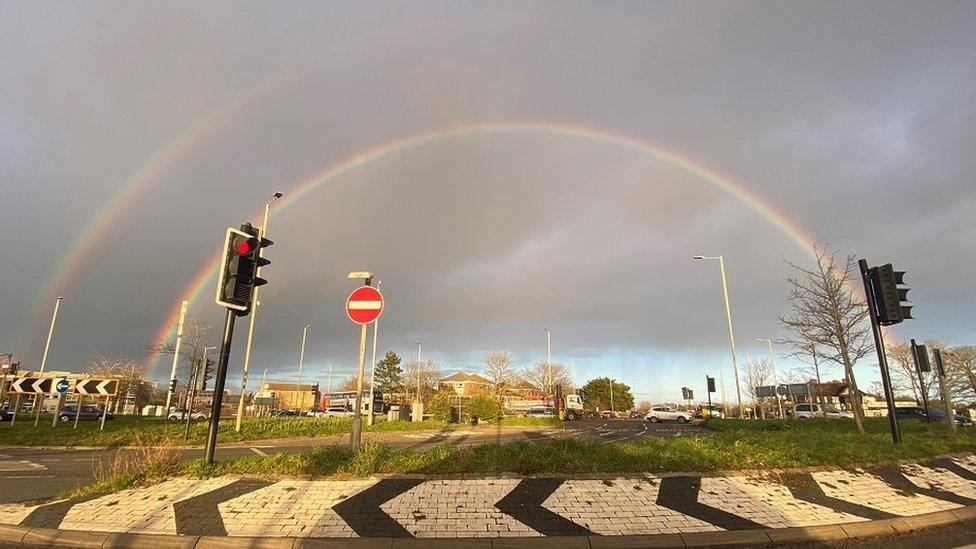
[348,301,382,309]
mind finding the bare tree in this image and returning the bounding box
[942,345,976,402]
[87,354,153,413]
[338,376,359,392]
[521,360,573,395]
[779,247,873,432]
[404,358,442,405]
[743,357,774,417]
[482,351,517,397]
[147,315,216,388]
[783,342,832,408]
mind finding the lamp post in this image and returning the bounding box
[756,338,784,419]
[414,340,423,422]
[367,279,382,426]
[693,255,744,419]
[33,296,63,424]
[544,328,552,395]
[236,191,282,432]
[297,324,311,413]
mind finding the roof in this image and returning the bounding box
[439,372,491,384]
[811,381,870,398]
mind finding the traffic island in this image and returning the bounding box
[2,455,976,546]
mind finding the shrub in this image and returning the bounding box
[468,394,503,423]
[428,392,455,422]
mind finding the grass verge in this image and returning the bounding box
[59,418,976,500]
[0,415,453,447]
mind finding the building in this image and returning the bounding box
[262,382,320,411]
[438,372,491,396]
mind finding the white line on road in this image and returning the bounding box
[249,447,268,456]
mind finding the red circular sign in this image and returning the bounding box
[346,286,384,324]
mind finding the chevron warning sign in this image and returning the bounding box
[9,377,53,394]
[74,378,119,396]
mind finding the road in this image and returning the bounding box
[0,418,705,503]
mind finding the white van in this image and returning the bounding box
[793,403,853,419]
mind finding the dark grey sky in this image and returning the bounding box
[2,1,974,403]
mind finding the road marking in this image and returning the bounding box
[0,460,46,471]
[1,474,55,479]
[249,447,268,456]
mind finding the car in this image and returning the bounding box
[166,409,207,421]
[894,406,972,425]
[793,403,853,420]
[0,409,13,422]
[646,406,693,423]
[276,410,300,417]
[58,405,113,422]
[322,406,354,417]
[629,411,641,419]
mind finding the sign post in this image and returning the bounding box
[345,281,384,449]
[51,378,70,427]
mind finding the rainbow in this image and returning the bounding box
[145,120,855,371]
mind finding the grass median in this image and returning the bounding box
[62,417,976,499]
[0,415,457,447]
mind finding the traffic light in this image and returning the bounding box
[681,387,690,400]
[215,223,273,314]
[913,343,931,372]
[706,376,716,393]
[869,264,912,325]
[169,378,177,393]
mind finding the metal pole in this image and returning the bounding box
[205,309,236,464]
[185,345,214,441]
[100,397,110,431]
[327,364,332,393]
[164,300,189,413]
[34,296,63,426]
[706,377,713,418]
[51,391,63,427]
[367,280,381,426]
[296,324,310,413]
[414,341,422,422]
[73,395,82,429]
[716,257,743,418]
[608,370,614,413]
[910,339,932,422]
[933,349,955,430]
[11,395,20,426]
[761,339,784,419]
[858,259,901,444]
[812,346,826,417]
[261,368,269,418]
[350,322,369,448]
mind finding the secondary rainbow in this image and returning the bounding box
[146,120,843,371]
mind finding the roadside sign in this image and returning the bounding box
[75,378,120,396]
[345,286,384,324]
[10,377,53,394]
[55,379,70,394]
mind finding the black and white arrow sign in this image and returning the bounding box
[74,379,119,396]
[10,378,52,394]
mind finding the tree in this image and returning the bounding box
[87,354,153,413]
[482,351,517,397]
[147,315,216,390]
[779,247,873,432]
[404,358,441,405]
[941,345,976,402]
[743,357,774,417]
[468,394,504,423]
[521,360,573,395]
[886,343,941,404]
[338,376,359,392]
[635,400,652,415]
[372,351,404,395]
[580,377,634,412]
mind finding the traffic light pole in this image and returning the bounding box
[910,339,931,422]
[205,309,236,464]
[858,259,901,444]
[933,349,956,431]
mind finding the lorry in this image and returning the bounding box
[505,386,585,420]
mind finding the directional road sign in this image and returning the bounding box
[74,378,120,396]
[10,377,53,394]
[55,378,70,394]
[345,286,384,324]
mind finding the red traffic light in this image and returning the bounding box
[235,238,256,255]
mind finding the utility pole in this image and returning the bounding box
[34,296,63,426]
[414,341,422,422]
[933,349,956,431]
[367,280,381,426]
[545,328,552,395]
[185,345,215,440]
[609,370,614,413]
[205,309,236,463]
[164,300,189,414]
[236,192,282,432]
[297,324,310,413]
[910,339,932,422]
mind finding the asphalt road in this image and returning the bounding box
[0,417,706,503]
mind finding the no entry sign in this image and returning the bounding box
[346,286,384,324]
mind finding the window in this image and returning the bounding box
[796,404,810,412]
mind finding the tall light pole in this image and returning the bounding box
[236,191,282,432]
[327,364,332,393]
[414,340,422,422]
[163,300,188,414]
[297,324,311,412]
[756,338,784,419]
[693,255,744,419]
[261,368,270,418]
[367,279,382,426]
[544,328,552,395]
[34,296,63,423]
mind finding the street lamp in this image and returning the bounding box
[261,368,270,418]
[236,191,283,432]
[756,338,784,419]
[414,340,423,422]
[297,324,311,413]
[34,296,63,422]
[367,279,382,426]
[693,255,744,419]
[544,328,552,395]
